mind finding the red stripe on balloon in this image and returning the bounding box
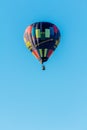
[53,25,58,33]
[26,26,32,34]
[47,50,53,58]
[32,50,40,59]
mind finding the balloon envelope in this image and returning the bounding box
[24,22,61,64]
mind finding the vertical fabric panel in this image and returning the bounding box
[32,50,40,59]
[32,37,36,45]
[53,25,58,33]
[45,29,50,38]
[32,27,35,36]
[36,29,41,38]
[27,26,32,34]
[26,41,31,48]
[41,32,45,40]
[24,37,27,43]
[24,33,29,42]
[50,27,54,36]
[44,49,48,57]
[39,49,43,57]
[55,40,60,46]
[47,50,53,58]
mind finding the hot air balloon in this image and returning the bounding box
[24,22,61,70]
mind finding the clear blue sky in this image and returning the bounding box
[0,0,87,130]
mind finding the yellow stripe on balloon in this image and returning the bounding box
[55,40,59,46]
[26,41,31,48]
[36,29,41,38]
[44,49,48,57]
[39,49,43,57]
[24,37,27,43]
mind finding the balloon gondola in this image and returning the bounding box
[42,64,45,70]
[24,22,61,70]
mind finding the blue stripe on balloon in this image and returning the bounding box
[32,27,35,36]
[50,27,54,36]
